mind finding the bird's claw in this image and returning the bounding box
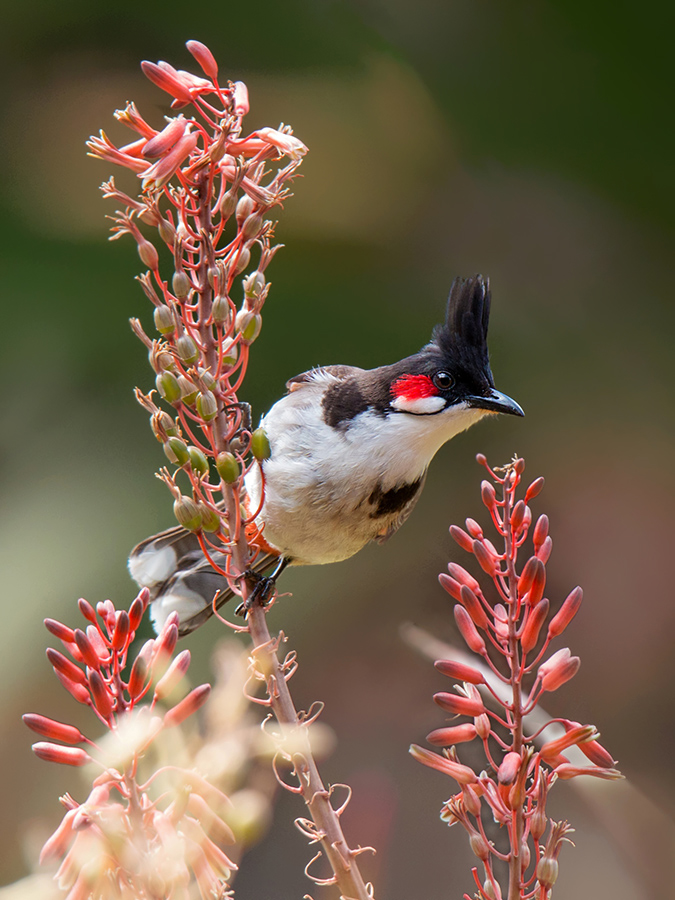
[234,569,277,616]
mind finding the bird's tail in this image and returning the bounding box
[128,525,280,636]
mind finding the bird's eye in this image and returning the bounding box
[433,371,454,390]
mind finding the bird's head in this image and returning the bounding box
[386,275,524,420]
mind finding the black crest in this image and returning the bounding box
[432,275,494,385]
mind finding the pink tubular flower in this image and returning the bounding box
[539,648,581,692]
[186,40,219,79]
[141,60,195,105]
[409,745,477,784]
[426,724,477,746]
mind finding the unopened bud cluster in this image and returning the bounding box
[411,456,622,900]
[87,40,307,590]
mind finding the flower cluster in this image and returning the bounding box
[87,40,307,603]
[24,591,236,899]
[411,456,623,900]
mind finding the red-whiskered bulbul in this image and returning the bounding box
[129,274,523,634]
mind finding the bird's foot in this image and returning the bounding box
[234,570,278,616]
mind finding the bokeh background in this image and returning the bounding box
[1,1,674,897]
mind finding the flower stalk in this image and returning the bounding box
[411,456,623,900]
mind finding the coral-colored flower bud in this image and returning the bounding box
[232,81,250,116]
[55,671,91,705]
[473,540,498,576]
[540,725,598,762]
[73,630,101,670]
[462,783,482,817]
[481,480,496,510]
[548,587,583,638]
[474,713,491,740]
[111,611,130,651]
[44,619,75,642]
[525,476,545,501]
[154,649,191,701]
[535,535,552,564]
[539,648,580,692]
[78,598,97,623]
[498,752,521,785]
[554,764,623,780]
[186,41,219,79]
[579,738,616,768]
[128,654,148,699]
[449,525,472,551]
[518,556,545,601]
[32,742,91,767]
[141,61,193,104]
[23,714,85,744]
[465,517,483,538]
[409,744,477,784]
[426,724,478,746]
[435,659,485,685]
[470,832,490,860]
[89,671,114,719]
[447,563,481,593]
[156,619,179,659]
[434,691,485,718]
[520,599,550,654]
[453,606,486,655]
[143,115,188,159]
[163,684,211,727]
[128,597,144,632]
[438,573,462,601]
[533,514,549,550]
[47,649,86,685]
[458,585,489,631]
[510,500,527,532]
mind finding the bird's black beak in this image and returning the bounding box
[468,388,524,417]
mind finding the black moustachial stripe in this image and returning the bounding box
[368,476,423,518]
[322,378,370,428]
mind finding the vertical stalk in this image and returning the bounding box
[503,471,524,900]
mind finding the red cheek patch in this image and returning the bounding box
[391,374,437,401]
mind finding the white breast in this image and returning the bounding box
[245,384,488,565]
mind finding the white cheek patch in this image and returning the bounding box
[392,395,446,414]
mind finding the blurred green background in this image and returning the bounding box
[1,1,674,897]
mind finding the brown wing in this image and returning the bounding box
[373,471,428,544]
[285,365,364,393]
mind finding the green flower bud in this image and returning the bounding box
[236,194,255,223]
[250,427,271,461]
[196,391,218,421]
[188,446,209,476]
[198,503,221,533]
[178,375,198,406]
[232,247,250,275]
[153,305,175,336]
[221,339,238,366]
[172,271,191,300]
[164,436,190,467]
[243,270,265,297]
[207,266,219,290]
[173,496,202,532]
[219,189,237,219]
[197,368,216,390]
[216,451,240,483]
[175,334,199,365]
[241,213,263,241]
[212,294,231,326]
[151,411,178,440]
[156,371,182,404]
[242,314,261,344]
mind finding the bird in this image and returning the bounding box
[129,274,523,635]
